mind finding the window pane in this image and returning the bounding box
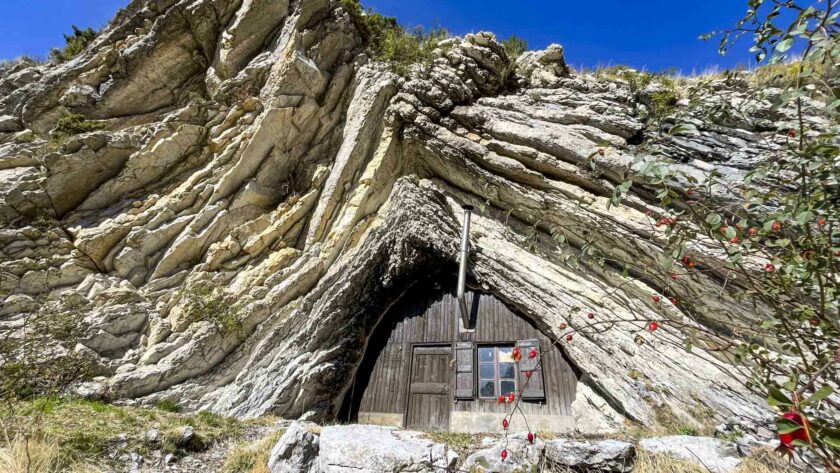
[479,363,495,379]
[478,347,494,362]
[500,380,516,396]
[479,380,495,398]
[498,347,514,363]
[499,362,516,379]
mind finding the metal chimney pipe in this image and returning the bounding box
[457,204,474,328]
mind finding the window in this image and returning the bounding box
[477,346,517,399]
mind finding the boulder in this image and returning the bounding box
[268,422,320,473]
[59,84,99,108]
[640,436,743,473]
[461,433,544,473]
[544,439,635,472]
[0,115,22,132]
[318,425,458,473]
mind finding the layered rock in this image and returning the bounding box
[0,0,798,431]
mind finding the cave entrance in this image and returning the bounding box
[339,274,580,433]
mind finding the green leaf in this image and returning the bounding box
[774,36,794,53]
[776,418,803,434]
[802,386,833,405]
[706,214,722,226]
[768,387,793,407]
[669,123,697,136]
[796,211,813,225]
[824,429,840,448]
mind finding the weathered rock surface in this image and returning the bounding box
[462,433,545,472]
[318,425,457,472]
[544,438,636,472]
[640,436,743,473]
[0,0,799,432]
[268,421,320,473]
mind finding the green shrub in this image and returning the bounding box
[51,114,106,139]
[181,284,242,334]
[501,34,528,60]
[50,26,97,63]
[377,26,449,75]
[341,0,448,75]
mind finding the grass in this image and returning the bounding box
[155,399,183,413]
[0,397,246,471]
[424,432,483,451]
[51,114,105,139]
[341,0,449,75]
[631,449,797,473]
[221,430,285,473]
[50,26,97,63]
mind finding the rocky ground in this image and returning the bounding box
[0,0,825,444]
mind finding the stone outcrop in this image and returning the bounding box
[268,421,320,473]
[0,0,803,432]
[318,425,458,472]
[639,436,744,473]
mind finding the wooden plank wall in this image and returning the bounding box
[354,279,578,419]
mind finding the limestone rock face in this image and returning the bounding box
[640,436,743,472]
[0,0,795,431]
[318,425,458,472]
[268,421,320,473]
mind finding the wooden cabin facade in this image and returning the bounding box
[343,278,579,433]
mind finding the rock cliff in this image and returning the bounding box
[0,0,796,432]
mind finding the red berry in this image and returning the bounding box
[778,412,810,448]
[787,128,796,138]
[501,449,508,461]
[836,250,840,257]
[765,263,775,272]
[498,395,505,404]
[529,349,538,358]
[772,221,782,232]
[652,295,661,302]
[598,148,605,156]
[508,393,515,403]
[719,226,728,235]
[810,318,820,327]
[587,312,595,319]
[688,261,695,269]
[686,188,694,197]
[559,322,567,330]
[512,347,522,362]
[670,273,678,280]
[502,419,509,430]
[525,370,533,378]
[566,334,573,341]
[527,432,535,444]
[670,297,679,305]
[748,227,758,236]
[818,218,827,226]
[649,321,659,331]
[730,236,740,244]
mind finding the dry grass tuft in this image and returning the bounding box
[220,429,285,473]
[0,436,98,473]
[632,448,798,473]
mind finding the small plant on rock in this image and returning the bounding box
[50,25,97,63]
[181,284,242,334]
[501,34,529,60]
[51,113,105,139]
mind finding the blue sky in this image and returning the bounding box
[1,0,757,73]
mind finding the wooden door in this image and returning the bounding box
[405,345,451,431]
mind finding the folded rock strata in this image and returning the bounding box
[0,0,802,431]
